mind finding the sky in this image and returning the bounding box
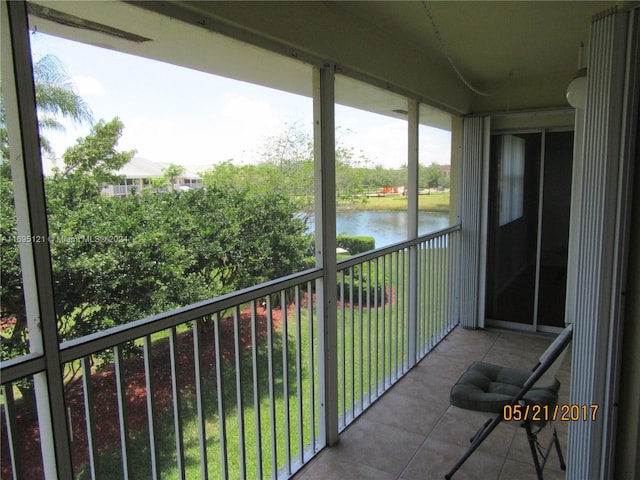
[30,32,451,173]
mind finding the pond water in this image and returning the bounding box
[306,210,451,249]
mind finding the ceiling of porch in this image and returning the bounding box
[27,1,628,117]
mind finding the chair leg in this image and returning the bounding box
[444,415,502,480]
[552,427,566,471]
[524,422,544,480]
[523,422,567,480]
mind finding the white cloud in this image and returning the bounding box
[72,75,106,96]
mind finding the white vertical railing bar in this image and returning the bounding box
[374,258,380,396]
[358,273,363,413]
[366,261,372,405]
[250,301,263,480]
[443,236,448,334]
[436,237,443,340]
[169,327,186,480]
[213,313,228,479]
[432,241,437,343]
[394,251,400,380]
[232,306,247,479]
[416,245,422,355]
[390,251,394,379]
[80,357,98,479]
[400,249,405,374]
[400,248,407,372]
[428,243,432,353]
[339,270,346,428]
[417,244,423,355]
[143,335,159,479]
[2,384,20,479]
[294,286,304,464]
[113,345,131,479]
[307,280,317,453]
[441,236,445,336]
[281,290,292,476]
[350,266,355,421]
[266,296,278,480]
[381,256,387,390]
[424,240,431,350]
[192,319,209,479]
[416,242,425,358]
[428,240,434,345]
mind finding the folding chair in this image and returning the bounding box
[445,324,573,480]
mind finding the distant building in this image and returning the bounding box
[99,157,204,196]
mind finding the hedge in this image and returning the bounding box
[336,235,375,255]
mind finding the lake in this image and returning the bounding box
[305,210,451,249]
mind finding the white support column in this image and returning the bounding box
[566,8,630,479]
[313,65,339,446]
[407,100,419,366]
[2,1,73,478]
[458,116,488,328]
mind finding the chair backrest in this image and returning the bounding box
[514,324,573,397]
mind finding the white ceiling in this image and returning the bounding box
[337,1,616,86]
[27,1,629,116]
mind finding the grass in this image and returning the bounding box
[337,192,450,213]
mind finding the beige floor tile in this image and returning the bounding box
[428,406,518,459]
[499,458,567,480]
[402,438,505,480]
[415,348,475,382]
[391,369,452,408]
[334,417,425,476]
[294,454,396,480]
[366,389,444,436]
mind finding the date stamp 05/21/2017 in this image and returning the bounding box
[503,404,599,422]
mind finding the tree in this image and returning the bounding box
[0,54,93,162]
[1,117,133,367]
[420,163,446,191]
[162,163,185,188]
[46,118,135,210]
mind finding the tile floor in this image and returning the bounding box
[293,326,571,480]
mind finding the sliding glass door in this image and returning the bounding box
[485,130,573,331]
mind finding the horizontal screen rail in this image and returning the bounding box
[58,268,323,364]
[337,224,460,270]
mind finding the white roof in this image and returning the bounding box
[116,157,202,179]
[41,156,203,179]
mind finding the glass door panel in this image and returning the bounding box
[485,133,541,326]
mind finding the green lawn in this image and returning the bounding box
[338,192,450,213]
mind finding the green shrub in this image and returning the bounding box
[336,235,375,255]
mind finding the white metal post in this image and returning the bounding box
[407,100,419,366]
[313,65,339,447]
[2,1,73,478]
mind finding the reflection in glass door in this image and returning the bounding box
[485,130,573,331]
